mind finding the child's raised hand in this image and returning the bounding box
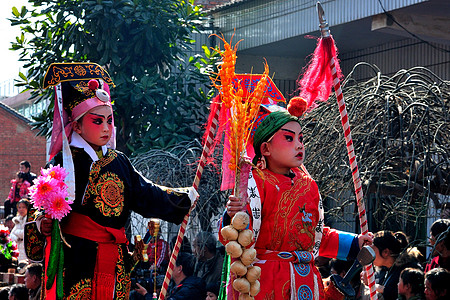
[226,195,248,218]
[357,232,374,249]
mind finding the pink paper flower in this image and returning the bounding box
[44,192,72,221]
[29,176,60,208]
[30,165,73,220]
[41,164,67,182]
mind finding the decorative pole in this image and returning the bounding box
[150,219,161,300]
[158,101,221,300]
[315,2,378,299]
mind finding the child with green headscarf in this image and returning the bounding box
[219,100,373,300]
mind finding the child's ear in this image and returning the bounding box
[72,121,82,134]
[260,142,271,157]
[381,248,390,259]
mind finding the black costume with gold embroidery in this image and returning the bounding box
[25,147,191,299]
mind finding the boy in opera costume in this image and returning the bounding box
[24,62,197,299]
[220,101,372,299]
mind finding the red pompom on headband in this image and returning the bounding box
[287,96,308,117]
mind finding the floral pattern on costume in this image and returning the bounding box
[84,151,125,217]
[268,171,313,251]
[93,172,124,217]
[114,247,131,300]
[67,278,92,300]
[24,223,45,262]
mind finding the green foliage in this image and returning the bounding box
[9,0,219,154]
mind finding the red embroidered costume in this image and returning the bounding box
[220,166,358,300]
[24,63,194,300]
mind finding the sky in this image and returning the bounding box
[0,1,29,83]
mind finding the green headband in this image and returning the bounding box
[252,110,300,165]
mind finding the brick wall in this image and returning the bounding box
[0,106,46,204]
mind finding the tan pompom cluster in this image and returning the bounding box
[220,211,261,298]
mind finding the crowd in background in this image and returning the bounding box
[0,160,449,300]
[128,217,450,300]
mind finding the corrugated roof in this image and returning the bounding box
[209,0,429,51]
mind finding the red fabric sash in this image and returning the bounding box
[62,212,127,300]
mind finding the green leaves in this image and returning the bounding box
[10,0,215,155]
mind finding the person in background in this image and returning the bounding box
[425,219,450,273]
[397,267,424,300]
[362,231,423,300]
[133,275,165,300]
[167,252,205,300]
[8,284,28,300]
[0,287,10,300]
[169,236,192,256]
[9,199,30,262]
[205,281,220,300]
[193,231,224,286]
[5,172,30,217]
[329,258,353,278]
[144,230,170,274]
[4,215,15,233]
[24,263,42,300]
[18,161,36,186]
[424,268,450,300]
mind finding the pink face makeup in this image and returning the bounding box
[263,121,305,175]
[75,105,113,150]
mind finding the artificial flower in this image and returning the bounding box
[44,193,72,221]
[30,165,72,220]
[41,164,67,182]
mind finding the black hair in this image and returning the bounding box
[20,161,31,170]
[170,236,192,254]
[8,284,28,299]
[430,219,450,238]
[17,199,30,211]
[433,223,450,250]
[400,267,424,296]
[442,228,450,250]
[206,281,221,297]
[0,286,10,300]
[329,259,353,276]
[373,230,408,257]
[425,268,450,298]
[16,172,27,180]
[194,231,217,253]
[175,252,195,277]
[5,215,14,222]
[26,262,43,278]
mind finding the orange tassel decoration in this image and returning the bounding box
[211,34,270,193]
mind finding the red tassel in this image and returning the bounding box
[297,36,343,110]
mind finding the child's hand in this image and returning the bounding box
[376,284,385,294]
[40,217,52,236]
[360,270,368,285]
[357,232,374,248]
[226,195,248,218]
